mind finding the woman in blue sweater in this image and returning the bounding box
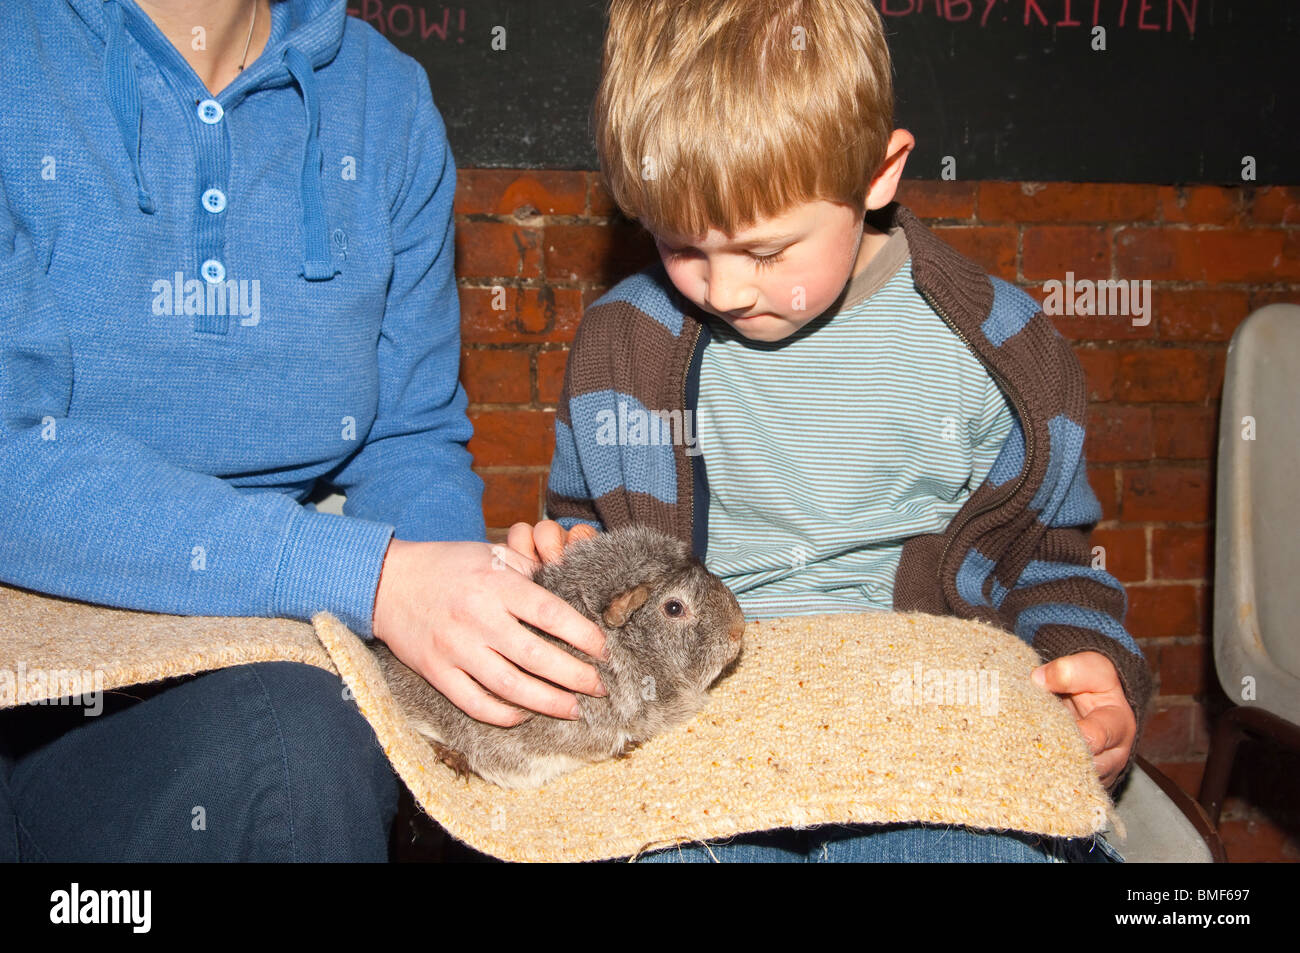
[0,0,606,861]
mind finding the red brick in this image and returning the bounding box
[1121,467,1212,522]
[1089,526,1147,583]
[1196,581,1213,641]
[1089,467,1120,520]
[1086,406,1152,463]
[1022,226,1109,281]
[1113,348,1212,402]
[1151,639,1211,696]
[460,286,584,344]
[582,286,612,310]
[931,226,1017,281]
[478,469,546,528]
[894,180,977,221]
[460,348,532,404]
[1156,186,1246,226]
[1075,347,1118,400]
[1251,186,1300,226]
[1127,585,1203,640]
[456,170,587,217]
[1205,348,1228,402]
[1189,698,1217,754]
[454,222,543,279]
[978,182,1159,224]
[1136,702,1193,760]
[1151,759,1205,799]
[1151,526,1211,581]
[536,349,570,405]
[1247,288,1300,313]
[1152,288,1251,342]
[1049,311,1158,342]
[1151,406,1217,460]
[587,172,619,218]
[1115,227,1300,283]
[467,409,555,467]
[544,222,658,284]
[1038,277,1157,341]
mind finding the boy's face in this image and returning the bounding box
[651,199,875,343]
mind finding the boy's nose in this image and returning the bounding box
[704,265,758,316]
[709,299,762,324]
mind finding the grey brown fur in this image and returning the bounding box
[370,525,745,789]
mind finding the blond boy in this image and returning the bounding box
[511,0,1150,862]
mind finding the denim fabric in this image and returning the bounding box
[0,662,400,861]
[631,822,1124,863]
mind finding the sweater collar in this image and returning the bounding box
[677,202,996,353]
[884,202,996,349]
[827,218,910,316]
[71,0,344,280]
[67,0,345,81]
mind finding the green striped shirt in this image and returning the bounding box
[696,226,1016,618]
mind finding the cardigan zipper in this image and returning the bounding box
[682,320,703,541]
[918,287,1035,590]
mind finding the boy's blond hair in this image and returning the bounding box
[593,0,894,240]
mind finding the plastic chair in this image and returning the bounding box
[1197,303,1300,829]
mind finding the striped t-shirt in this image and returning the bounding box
[695,225,1017,618]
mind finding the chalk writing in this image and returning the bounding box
[877,0,1198,36]
[346,1,468,42]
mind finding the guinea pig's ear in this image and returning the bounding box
[601,584,650,628]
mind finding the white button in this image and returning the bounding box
[196,99,224,124]
[201,188,227,213]
[201,260,226,283]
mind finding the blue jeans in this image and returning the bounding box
[632,823,1124,863]
[0,662,401,861]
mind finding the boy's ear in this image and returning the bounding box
[866,128,916,211]
[602,584,650,627]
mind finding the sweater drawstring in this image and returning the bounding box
[100,7,336,282]
[283,46,338,281]
[102,0,156,215]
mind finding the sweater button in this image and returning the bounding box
[200,259,226,283]
[196,99,224,124]
[201,188,227,213]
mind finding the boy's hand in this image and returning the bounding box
[506,519,600,566]
[1031,651,1137,789]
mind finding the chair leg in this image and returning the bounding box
[1197,710,1247,828]
[1197,705,1300,829]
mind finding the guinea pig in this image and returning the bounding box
[370,524,746,790]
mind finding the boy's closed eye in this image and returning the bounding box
[658,242,790,271]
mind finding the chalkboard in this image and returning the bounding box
[345,1,1297,184]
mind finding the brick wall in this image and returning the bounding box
[452,171,1300,861]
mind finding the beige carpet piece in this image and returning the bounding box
[0,582,1118,862]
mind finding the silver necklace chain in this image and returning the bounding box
[237,1,257,72]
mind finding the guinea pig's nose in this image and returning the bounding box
[728,614,745,642]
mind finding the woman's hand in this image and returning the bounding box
[506,519,600,566]
[371,538,607,727]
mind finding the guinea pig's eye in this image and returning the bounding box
[662,599,685,618]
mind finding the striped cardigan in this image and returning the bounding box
[546,202,1153,788]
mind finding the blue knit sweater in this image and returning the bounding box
[0,0,485,638]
